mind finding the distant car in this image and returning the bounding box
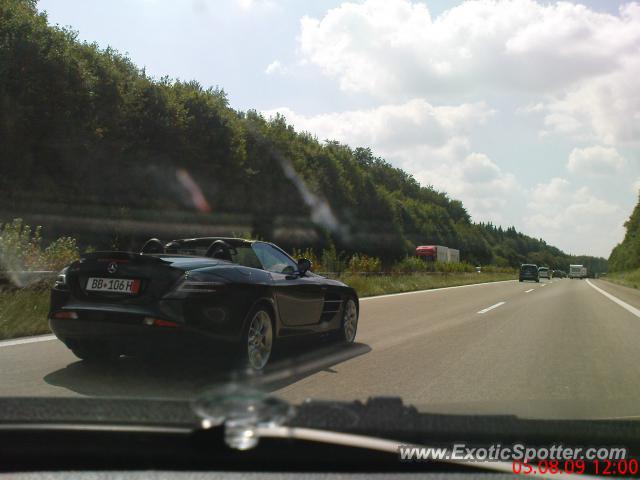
[538,267,550,279]
[48,237,359,370]
[519,264,539,282]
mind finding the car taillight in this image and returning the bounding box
[52,311,78,320]
[143,317,180,328]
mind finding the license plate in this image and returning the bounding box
[86,277,141,294]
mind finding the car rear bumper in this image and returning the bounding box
[49,309,236,356]
[519,275,538,281]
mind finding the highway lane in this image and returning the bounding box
[1,278,640,419]
[275,278,640,419]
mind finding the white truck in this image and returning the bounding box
[447,248,460,263]
[569,264,587,279]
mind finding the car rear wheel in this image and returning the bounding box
[242,308,274,371]
[339,298,358,343]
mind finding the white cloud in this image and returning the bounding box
[415,153,521,224]
[265,60,287,75]
[299,0,640,145]
[299,0,640,97]
[525,177,625,256]
[537,55,640,145]
[567,146,626,175]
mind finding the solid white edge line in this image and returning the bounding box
[477,301,506,314]
[586,279,640,319]
[360,279,516,302]
[2,279,516,346]
[0,334,56,348]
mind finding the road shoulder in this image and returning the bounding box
[591,279,640,311]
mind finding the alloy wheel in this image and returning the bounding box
[247,310,273,370]
[342,299,358,343]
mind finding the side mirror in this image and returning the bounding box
[297,258,312,276]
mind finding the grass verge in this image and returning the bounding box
[0,272,515,340]
[602,269,640,290]
[0,287,51,340]
[335,272,515,298]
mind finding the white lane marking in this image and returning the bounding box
[586,279,640,319]
[541,283,547,287]
[525,288,534,293]
[360,279,516,301]
[477,301,506,314]
[0,334,56,348]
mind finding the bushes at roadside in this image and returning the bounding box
[393,256,431,274]
[0,219,81,339]
[291,242,347,274]
[0,218,79,273]
[290,244,515,276]
[605,268,640,290]
[348,254,382,274]
[340,271,515,298]
[479,264,517,274]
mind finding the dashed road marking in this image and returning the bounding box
[477,302,506,314]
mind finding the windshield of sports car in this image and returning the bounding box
[2,0,640,436]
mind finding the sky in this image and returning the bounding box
[37,0,640,257]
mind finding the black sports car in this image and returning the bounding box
[49,237,359,370]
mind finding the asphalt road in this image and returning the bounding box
[2,278,640,420]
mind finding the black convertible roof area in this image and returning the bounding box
[166,237,254,248]
[140,237,259,256]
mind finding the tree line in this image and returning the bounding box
[609,195,640,272]
[0,0,606,270]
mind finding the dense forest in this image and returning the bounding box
[609,196,640,272]
[0,0,606,271]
